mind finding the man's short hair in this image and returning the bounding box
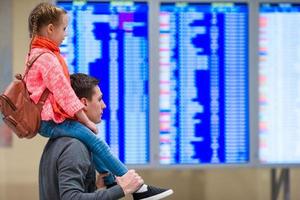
[70,73,99,100]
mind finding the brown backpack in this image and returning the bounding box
[0,53,50,139]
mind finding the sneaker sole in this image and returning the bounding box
[139,189,174,200]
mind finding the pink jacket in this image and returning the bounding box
[25,48,84,123]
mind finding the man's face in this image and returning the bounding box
[84,86,106,124]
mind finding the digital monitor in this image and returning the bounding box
[58,1,149,164]
[259,3,300,164]
[159,3,249,164]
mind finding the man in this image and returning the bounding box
[39,73,144,200]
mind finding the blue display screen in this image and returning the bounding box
[159,3,249,164]
[58,1,149,164]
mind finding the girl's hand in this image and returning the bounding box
[96,173,109,189]
[75,110,98,133]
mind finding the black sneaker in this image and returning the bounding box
[133,185,174,200]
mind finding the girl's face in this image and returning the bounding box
[49,13,68,46]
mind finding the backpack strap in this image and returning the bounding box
[23,52,48,80]
[37,88,50,108]
[23,52,51,108]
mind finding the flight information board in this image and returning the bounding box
[159,3,249,165]
[259,3,300,164]
[58,1,149,164]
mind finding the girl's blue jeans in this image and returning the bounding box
[39,120,128,185]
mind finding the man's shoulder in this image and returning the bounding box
[48,136,85,146]
[46,137,90,157]
[52,137,86,146]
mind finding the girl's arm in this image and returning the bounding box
[75,109,98,134]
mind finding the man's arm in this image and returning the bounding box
[57,140,124,200]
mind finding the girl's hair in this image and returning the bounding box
[28,2,67,38]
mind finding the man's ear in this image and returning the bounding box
[80,98,88,110]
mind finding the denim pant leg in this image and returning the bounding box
[39,120,128,176]
[39,120,57,137]
[92,154,116,185]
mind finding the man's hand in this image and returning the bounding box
[116,170,144,195]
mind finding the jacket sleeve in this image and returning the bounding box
[38,53,84,117]
[57,140,125,200]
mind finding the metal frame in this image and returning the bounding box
[150,0,300,169]
[152,0,254,169]
[252,0,300,168]
[271,168,290,200]
[0,0,13,148]
[0,0,13,93]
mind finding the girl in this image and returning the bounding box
[26,2,173,200]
